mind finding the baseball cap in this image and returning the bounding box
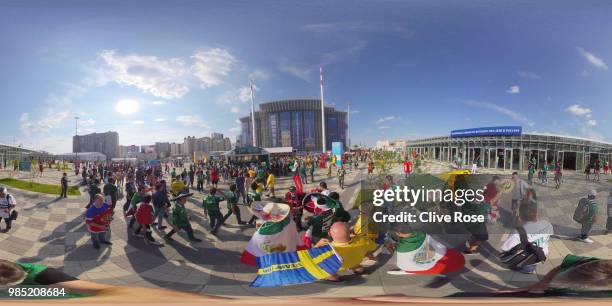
[588,189,597,197]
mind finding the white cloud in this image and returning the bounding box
[228,126,241,134]
[248,69,271,81]
[219,85,257,104]
[79,118,95,127]
[20,109,70,135]
[176,115,210,128]
[152,100,166,105]
[506,85,520,94]
[154,118,166,122]
[349,110,360,114]
[98,50,189,99]
[191,48,236,88]
[278,59,312,82]
[131,120,145,125]
[322,40,367,64]
[230,106,240,113]
[375,116,395,124]
[300,21,413,39]
[578,47,608,70]
[585,119,597,127]
[378,126,390,129]
[467,101,534,126]
[517,71,541,79]
[565,104,592,117]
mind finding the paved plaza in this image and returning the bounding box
[0,161,611,298]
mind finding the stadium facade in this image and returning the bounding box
[406,126,612,171]
[239,99,347,152]
[0,144,53,168]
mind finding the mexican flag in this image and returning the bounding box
[394,230,464,275]
[241,217,304,266]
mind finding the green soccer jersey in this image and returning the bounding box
[203,195,223,212]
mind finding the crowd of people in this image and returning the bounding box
[1,149,611,297]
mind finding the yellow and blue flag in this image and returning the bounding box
[251,245,342,287]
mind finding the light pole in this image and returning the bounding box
[74,116,79,163]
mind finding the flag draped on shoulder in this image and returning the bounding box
[250,244,342,287]
[241,216,304,266]
[395,230,465,274]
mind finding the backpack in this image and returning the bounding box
[573,198,591,224]
[499,226,546,269]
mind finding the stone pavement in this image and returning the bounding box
[0,161,610,298]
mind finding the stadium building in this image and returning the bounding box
[406,126,612,171]
[239,99,348,152]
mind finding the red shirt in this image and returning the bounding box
[403,161,413,173]
[135,203,154,225]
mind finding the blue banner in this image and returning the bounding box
[332,142,343,166]
[451,126,522,138]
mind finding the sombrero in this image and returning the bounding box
[250,202,290,222]
[302,193,340,215]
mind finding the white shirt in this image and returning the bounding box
[0,194,16,219]
[500,220,553,256]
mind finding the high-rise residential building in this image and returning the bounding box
[211,132,224,140]
[155,142,171,158]
[73,131,119,160]
[170,142,183,156]
[183,136,196,156]
[240,99,347,151]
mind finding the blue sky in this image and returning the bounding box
[2,0,612,153]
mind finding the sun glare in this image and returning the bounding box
[115,99,140,115]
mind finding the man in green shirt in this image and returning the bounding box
[337,165,346,189]
[164,193,202,242]
[222,184,245,225]
[203,187,225,235]
[127,186,145,229]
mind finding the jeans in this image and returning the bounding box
[518,264,536,273]
[209,210,223,232]
[166,223,197,240]
[223,204,243,223]
[90,231,110,248]
[580,222,593,239]
[236,188,246,204]
[60,185,68,197]
[153,206,168,228]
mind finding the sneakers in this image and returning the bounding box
[462,249,479,255]
[580,237,594,244]
[387,269,414,275]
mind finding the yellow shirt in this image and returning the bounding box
[256,183,264,193]
[266,174,275,187]
[331,236,377,271]
[171,180,186,196]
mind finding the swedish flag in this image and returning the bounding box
[251,245,342,287]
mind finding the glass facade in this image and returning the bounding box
[291,111,303,150]
[407,134,612,171]
[241,120,251,146]
[279,112,292,147]
[303,111,316,151]
[269,113,278,147]
[240,100,348,152]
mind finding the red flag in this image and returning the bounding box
[293,174,303,194]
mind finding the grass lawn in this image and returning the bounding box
[0,178,81,196]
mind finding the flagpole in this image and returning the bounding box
[347,102,351,150]
[250,80,257,147]
[320,66,326,153]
